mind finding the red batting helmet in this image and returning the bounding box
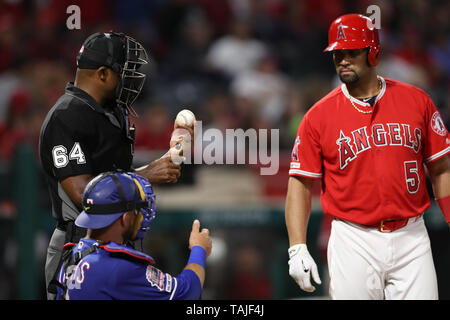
[324,14,380,67]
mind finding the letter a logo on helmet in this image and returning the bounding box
[336,24,346,40]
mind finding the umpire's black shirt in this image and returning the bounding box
[39,82,135,235]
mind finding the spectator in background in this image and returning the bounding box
[227,245,272,300]
[201,91,238,132]
[231,54,290,127]
[163,9,214,82]
[157,8,228,111]
[279,86,307,149]
[156,0,200,59]
[427,32,450,82]
[27,61,72,113]
[0,87,31,161]
[0,72,21,125]
[376,51,430,90]
[195,0,232,35]
[391,25,434,84]
[206,17,268,79]
[134,103,173,152]
[0,12,19,75]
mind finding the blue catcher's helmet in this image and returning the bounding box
[128,172,156,240]
[75,171,156,240]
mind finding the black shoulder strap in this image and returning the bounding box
[50,242,105,300]
[66,242,100,266]
[47,243,77,297]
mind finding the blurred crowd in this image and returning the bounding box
[0,0,449,299]
[0,0,448,169]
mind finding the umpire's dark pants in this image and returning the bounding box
[45,228,66,300]
[45,222,86,299]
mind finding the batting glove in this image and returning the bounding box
[288,244,321,292]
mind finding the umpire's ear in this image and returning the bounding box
[96,66,113,82]
[96,66,119,95]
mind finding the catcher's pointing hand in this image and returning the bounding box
[189,219,212,257]
[288,244,321,292]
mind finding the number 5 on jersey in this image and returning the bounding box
[404,160,420,194]
[52,142,86,168]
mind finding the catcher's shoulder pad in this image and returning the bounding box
[100,242,155,265]
[63,242,77,251]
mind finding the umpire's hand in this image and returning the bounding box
[173,121,195,144]
[142,157,181,184]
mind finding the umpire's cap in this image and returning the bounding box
[75,171,150,229]
[76,32,126,74]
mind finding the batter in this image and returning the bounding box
[285,14,450,300]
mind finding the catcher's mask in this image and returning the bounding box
[77,32,149,117]
[75,171,156,241]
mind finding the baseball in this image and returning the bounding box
[175,109,196,128]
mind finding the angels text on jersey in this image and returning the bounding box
[336,122,422,170]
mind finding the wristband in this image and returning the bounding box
[436,195,450,223]
[187,246,206,269]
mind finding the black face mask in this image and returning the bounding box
[76,32,149,117]
[115,35,149,118]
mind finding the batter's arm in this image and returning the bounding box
[426,155,450,227]
[285,176,314,245]
[285,176,322,292]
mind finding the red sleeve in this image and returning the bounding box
[289,111,323,179]
[423,96,450,163]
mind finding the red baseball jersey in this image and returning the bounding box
[289,77,450,225]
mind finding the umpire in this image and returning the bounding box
[39,32,190,299]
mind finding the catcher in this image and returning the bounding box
[55,171,211,300]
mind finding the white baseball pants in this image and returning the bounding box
[327,216,438,299]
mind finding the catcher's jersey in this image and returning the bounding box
[289,77,450,225]
[39,82,135,223]
[56,239,202,300]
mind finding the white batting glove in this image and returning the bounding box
[288,244,321,292]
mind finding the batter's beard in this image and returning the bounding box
[339,71,360,84]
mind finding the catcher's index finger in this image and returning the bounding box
[192,219,200,233]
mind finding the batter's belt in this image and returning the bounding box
[369,215,422,233]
